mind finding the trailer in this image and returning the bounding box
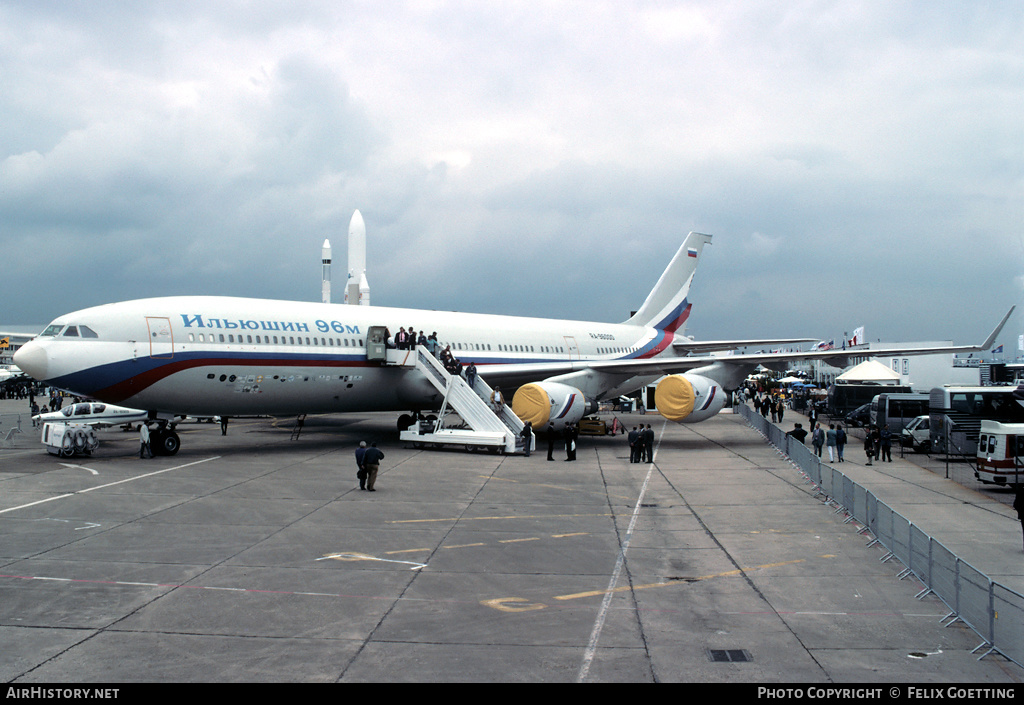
[41,422,99,457]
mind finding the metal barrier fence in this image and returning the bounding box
[0,413,27,446]
[737,403,1024,667]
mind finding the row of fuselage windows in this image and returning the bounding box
[187,332,365,348]
[42,323,637,357]
[598,346,636,355]
[185,334,585,356]
[454,342,564,355]
[449,343,635,356]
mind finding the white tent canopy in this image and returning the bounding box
[836,360,901,383]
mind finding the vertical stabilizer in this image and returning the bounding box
[623,232,712,332]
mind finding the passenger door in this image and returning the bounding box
[564,336,580,360]
[146,317,174,359]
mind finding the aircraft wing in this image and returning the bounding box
[479,306,1015,388]
[672,337,818,354]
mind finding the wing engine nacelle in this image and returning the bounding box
[512,381,592,431]
[654,373,726,424]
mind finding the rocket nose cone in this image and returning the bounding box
[13,341,49,381]
[348,209,365,236]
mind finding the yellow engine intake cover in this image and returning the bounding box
[655,375,695,422]
[512,383,551,427]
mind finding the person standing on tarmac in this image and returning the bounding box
[835,424,847,462]
[865,425,879,465]
[139,423,153,459]
[362,442,384,491]
[565,423,578,461]
[520,422,532,457]
[628,426,640,463]
[879,424,893,462]
[355,441,367,490]
[643,424,655,463]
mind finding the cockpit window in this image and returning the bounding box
[80,326,99,338]
[61,407,74,417]
[41,324,64,337]
[63,326,79,337]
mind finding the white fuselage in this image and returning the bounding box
[17,296,681,417]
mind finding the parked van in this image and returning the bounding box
[870,392,929,437]
[976,420,1024,486]
[900,415,930,452]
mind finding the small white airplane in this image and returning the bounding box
[33,401,151,429]
[13,232,1013,456]
[0,367,22,384]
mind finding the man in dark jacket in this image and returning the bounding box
[355,441,367,490]
[362,442,385,491]
[785,422,807,445]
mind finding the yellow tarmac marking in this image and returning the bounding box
[483,558,816,611]
[481,598,547,613]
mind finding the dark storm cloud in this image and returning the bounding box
[1,2,1021,352]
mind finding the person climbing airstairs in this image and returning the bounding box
[390,347,533,454]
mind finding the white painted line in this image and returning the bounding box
[576,423,662,682]
[60,463,98,475]
[0,456,221,515]
[317,551,427,570]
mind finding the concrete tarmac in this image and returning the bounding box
[1,398,1022,683]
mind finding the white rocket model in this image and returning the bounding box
[346,209,370,306]
[321,239,331,304]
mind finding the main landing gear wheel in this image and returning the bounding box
[151,429,181,456]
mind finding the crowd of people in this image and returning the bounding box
[0,380,40,401]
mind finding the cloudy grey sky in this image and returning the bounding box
[2,1,1022,349]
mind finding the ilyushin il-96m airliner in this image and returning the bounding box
[14,232,1012,455]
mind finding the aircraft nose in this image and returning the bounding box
[13,341,49,380]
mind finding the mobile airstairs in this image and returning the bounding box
[391,348,534,454]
